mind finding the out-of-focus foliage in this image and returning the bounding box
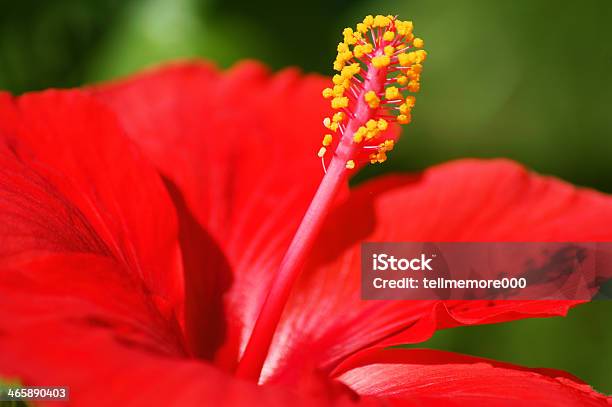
[0,0,127,93]
[0,0,610,394]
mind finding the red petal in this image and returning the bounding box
[335,348,611,406]
[263,159,612,382]
[0,90,183,327]
[93,61,336,365]
[0,255,350,407]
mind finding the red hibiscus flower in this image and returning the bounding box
[0,15,610,406]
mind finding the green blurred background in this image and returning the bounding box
[1,0,610,394]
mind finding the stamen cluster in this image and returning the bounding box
[320,15,426,168]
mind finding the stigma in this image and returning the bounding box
[320,15,426,169]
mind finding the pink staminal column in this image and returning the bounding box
[236,14,426,382]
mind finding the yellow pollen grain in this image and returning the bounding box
[398,52,416,67]
[373,15,390,28]
[366,119,378,131]
[381,139,395,151]
[377,118,389,131]
[383,31,395,42]
[413,38,424,48]
[396,75,408,85]
[364,90,380,108]
[331,96,349,109]
[318,147,327,157]
[399,103,411,114]
[322,134,333,146]
[415,50,427,63]
[341,63,360,79]
[385,86,400,100]
[332,112,345,122]
[396,20,414,36]
[353,126,367,143]
[345,160,356,169]
[322,88,333,98]
[371,55,391,68]
[406,95,416,107]
[353,45,365,58]
[384,45,395,56]
[332,85,345,97]
[397,114,411,124]
[407,80,420,93]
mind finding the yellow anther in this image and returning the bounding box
[381,139,395,151]
[353,45,365,58]
[407,80,420,93]
[413,38,424,48]
[322,134,333,146]
[412,64,423,74]
[341,63,360,78]
[324,117,339,132]
[383,31,395,42]
[366,119,378,131]
[343,27,357,45]
[331,96,349,109]
[353,126,367,143]
[377,118,388,131]
[384,45,395,56]
[363,15,374,26]
[333,75,344,85]
[371,55,391,68]
[373,15,391,28]
[385,86,400,100]
[332,112,345,122]
[396,20,414,36]
[406,70,421,82]
[322,88,333,98]
[415,50,428,63]
[332,85,345,97]
[356,23,368,34]
[397,114,411,124]
[396,75,408,85]
[369,149,388,163]
[399,103,411,114]
[346,160,356,169]
[398,52,416,66]
[406,95,416,107]
[339,51,353,63]
[318,147,327,157]
[364,90,380,108]
[334,49,353,71]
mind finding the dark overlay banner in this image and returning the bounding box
[361,242,612,300]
